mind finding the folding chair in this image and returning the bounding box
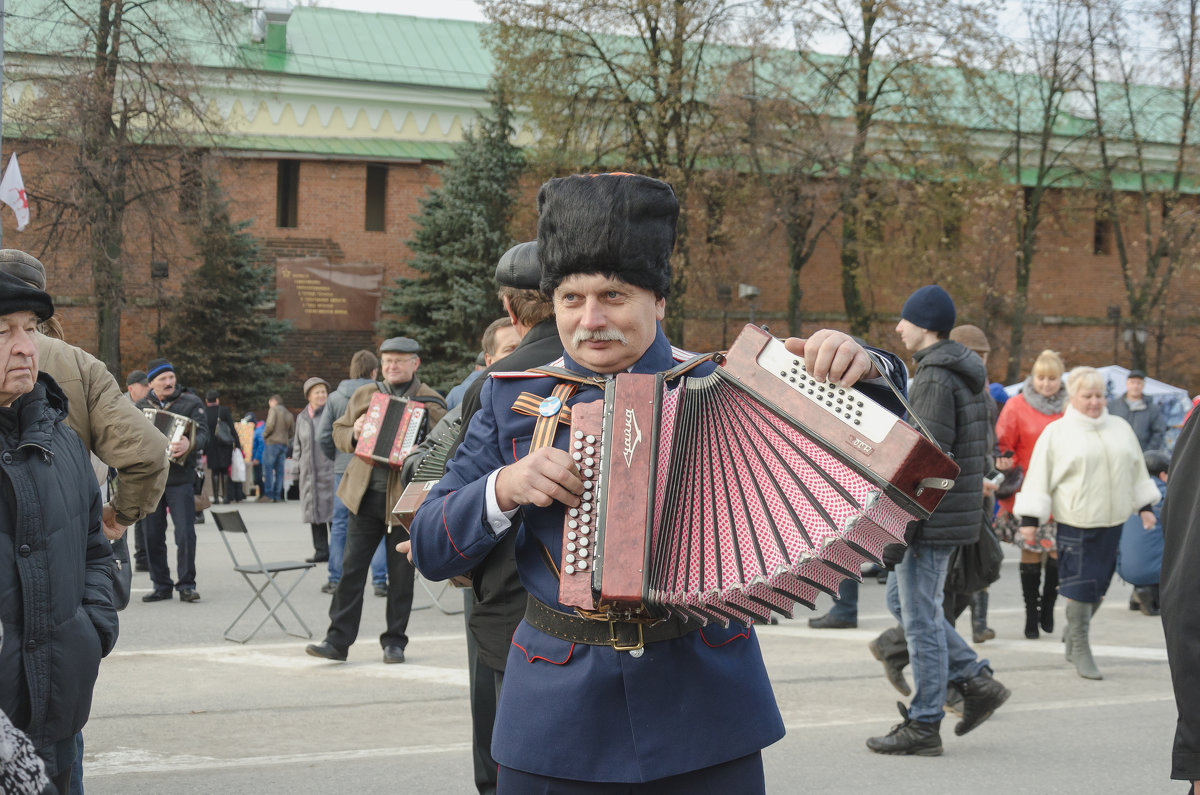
[212,510,316,643]
[412,573,464,615]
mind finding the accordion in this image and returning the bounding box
[557,325,959,626]
[392,413,463,527]
[355,391,427,469]
[142,408,196,464]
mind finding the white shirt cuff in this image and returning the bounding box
[484,469,519,536]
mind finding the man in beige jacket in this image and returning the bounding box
[306,336,445,664]
[0,250,167,539]
[261,394,294,502]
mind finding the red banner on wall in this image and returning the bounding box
[275,257,384,331]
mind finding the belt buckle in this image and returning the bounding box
[608,620,644,653]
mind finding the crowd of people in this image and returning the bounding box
[1,169,1197,793]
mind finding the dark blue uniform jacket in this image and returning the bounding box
[411,327,906,782]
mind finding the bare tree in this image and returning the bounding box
[784,0,999,336]
[983,0,1089,380]
[5,0,242,376]
[1080,0,1200,372]
[482,0,777,342]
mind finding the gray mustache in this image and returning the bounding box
[573,328,628,346]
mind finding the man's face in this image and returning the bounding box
[554,273,665,374]
[1126,376,1146,401]
[128,382,150,402]
[895,318,928,353]
[0,311,39,408]
[149,370,176,398]
[486,325,522,366]
[380,352,419,386]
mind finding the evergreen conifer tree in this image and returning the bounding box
[379,91,525,391]
[161,179,291,410]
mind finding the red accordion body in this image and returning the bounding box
[354,391,426,469]
[558,325,959,626]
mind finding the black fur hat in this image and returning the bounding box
[537,173,677,298]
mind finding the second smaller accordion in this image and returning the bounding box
[355,391,427,469]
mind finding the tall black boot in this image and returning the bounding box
[1019,562,1042,639]
[971,590,995,643]
[1041,557,1058,633]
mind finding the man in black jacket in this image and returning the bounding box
[138,359,209,603]
[0,272,118,793]
[444,241,559,795]
[866,285,1010,756]
[1161,409,1200,791]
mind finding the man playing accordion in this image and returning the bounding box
[409,172,908,792]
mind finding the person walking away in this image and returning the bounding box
[262,394,294,502]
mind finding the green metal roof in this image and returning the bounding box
[266,8,493,89]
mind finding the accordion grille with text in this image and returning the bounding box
[354,391,427,469]
[558,325,959,626]
[142,408,196,464]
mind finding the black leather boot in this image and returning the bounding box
[868,626,911,696]
[1020,562,1041,639]
[867,702,943,756]
[954,667,1012,735]
[971,590,995,643]
[1041,557,1058,633]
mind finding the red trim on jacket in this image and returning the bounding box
[512,640,575,665]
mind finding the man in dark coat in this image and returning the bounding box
[443,240,560,795]
[137,359,209,603]
[409,173,908,791]
[866,285,1010,757]
[0,271,118,793]
[1160,409,1200,790]
[1108,369,1167,452]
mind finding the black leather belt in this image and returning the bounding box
[525,595,700,653]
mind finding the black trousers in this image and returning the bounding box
[143,481,197,592]
[496,751,764,794]
[324,489,414,652]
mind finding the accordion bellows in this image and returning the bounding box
[558,325,959,627]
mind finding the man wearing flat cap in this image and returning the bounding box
[409,173,910,791]
[138,358,209,603]
[1109,368,1166,452]
[0,271,119,793]
[307,336,446,663]
[402,239,559,795]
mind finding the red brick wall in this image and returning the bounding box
[6,146,1199,398]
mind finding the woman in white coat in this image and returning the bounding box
[1013,367,1160,680]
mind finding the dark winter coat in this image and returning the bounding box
[318,377,375,476]
[908,339,990,547]
[1161,409,1200,782]
[293,404,334,524]
[1107,396,1167,452]
[203,403,236,471]
[138,387,209,488]
[0,375,118,762]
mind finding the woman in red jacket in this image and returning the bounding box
[995,349,1067,638]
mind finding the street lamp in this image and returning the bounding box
[738,283,760,327]
[716,284,732,348]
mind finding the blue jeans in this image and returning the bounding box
[70,732,83,795]
[263,443,287,500]
[886,543,988,722]
[827,578,859,621]
[328,472,387,586]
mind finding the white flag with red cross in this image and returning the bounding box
[0,153,31,231]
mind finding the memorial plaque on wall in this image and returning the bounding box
[275,257,383,331]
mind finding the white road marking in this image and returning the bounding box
[759,626,1168,660]
[86,743,471,777]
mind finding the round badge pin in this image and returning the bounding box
[538,395,563,417]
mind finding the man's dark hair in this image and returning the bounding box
[350,350,380,380]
